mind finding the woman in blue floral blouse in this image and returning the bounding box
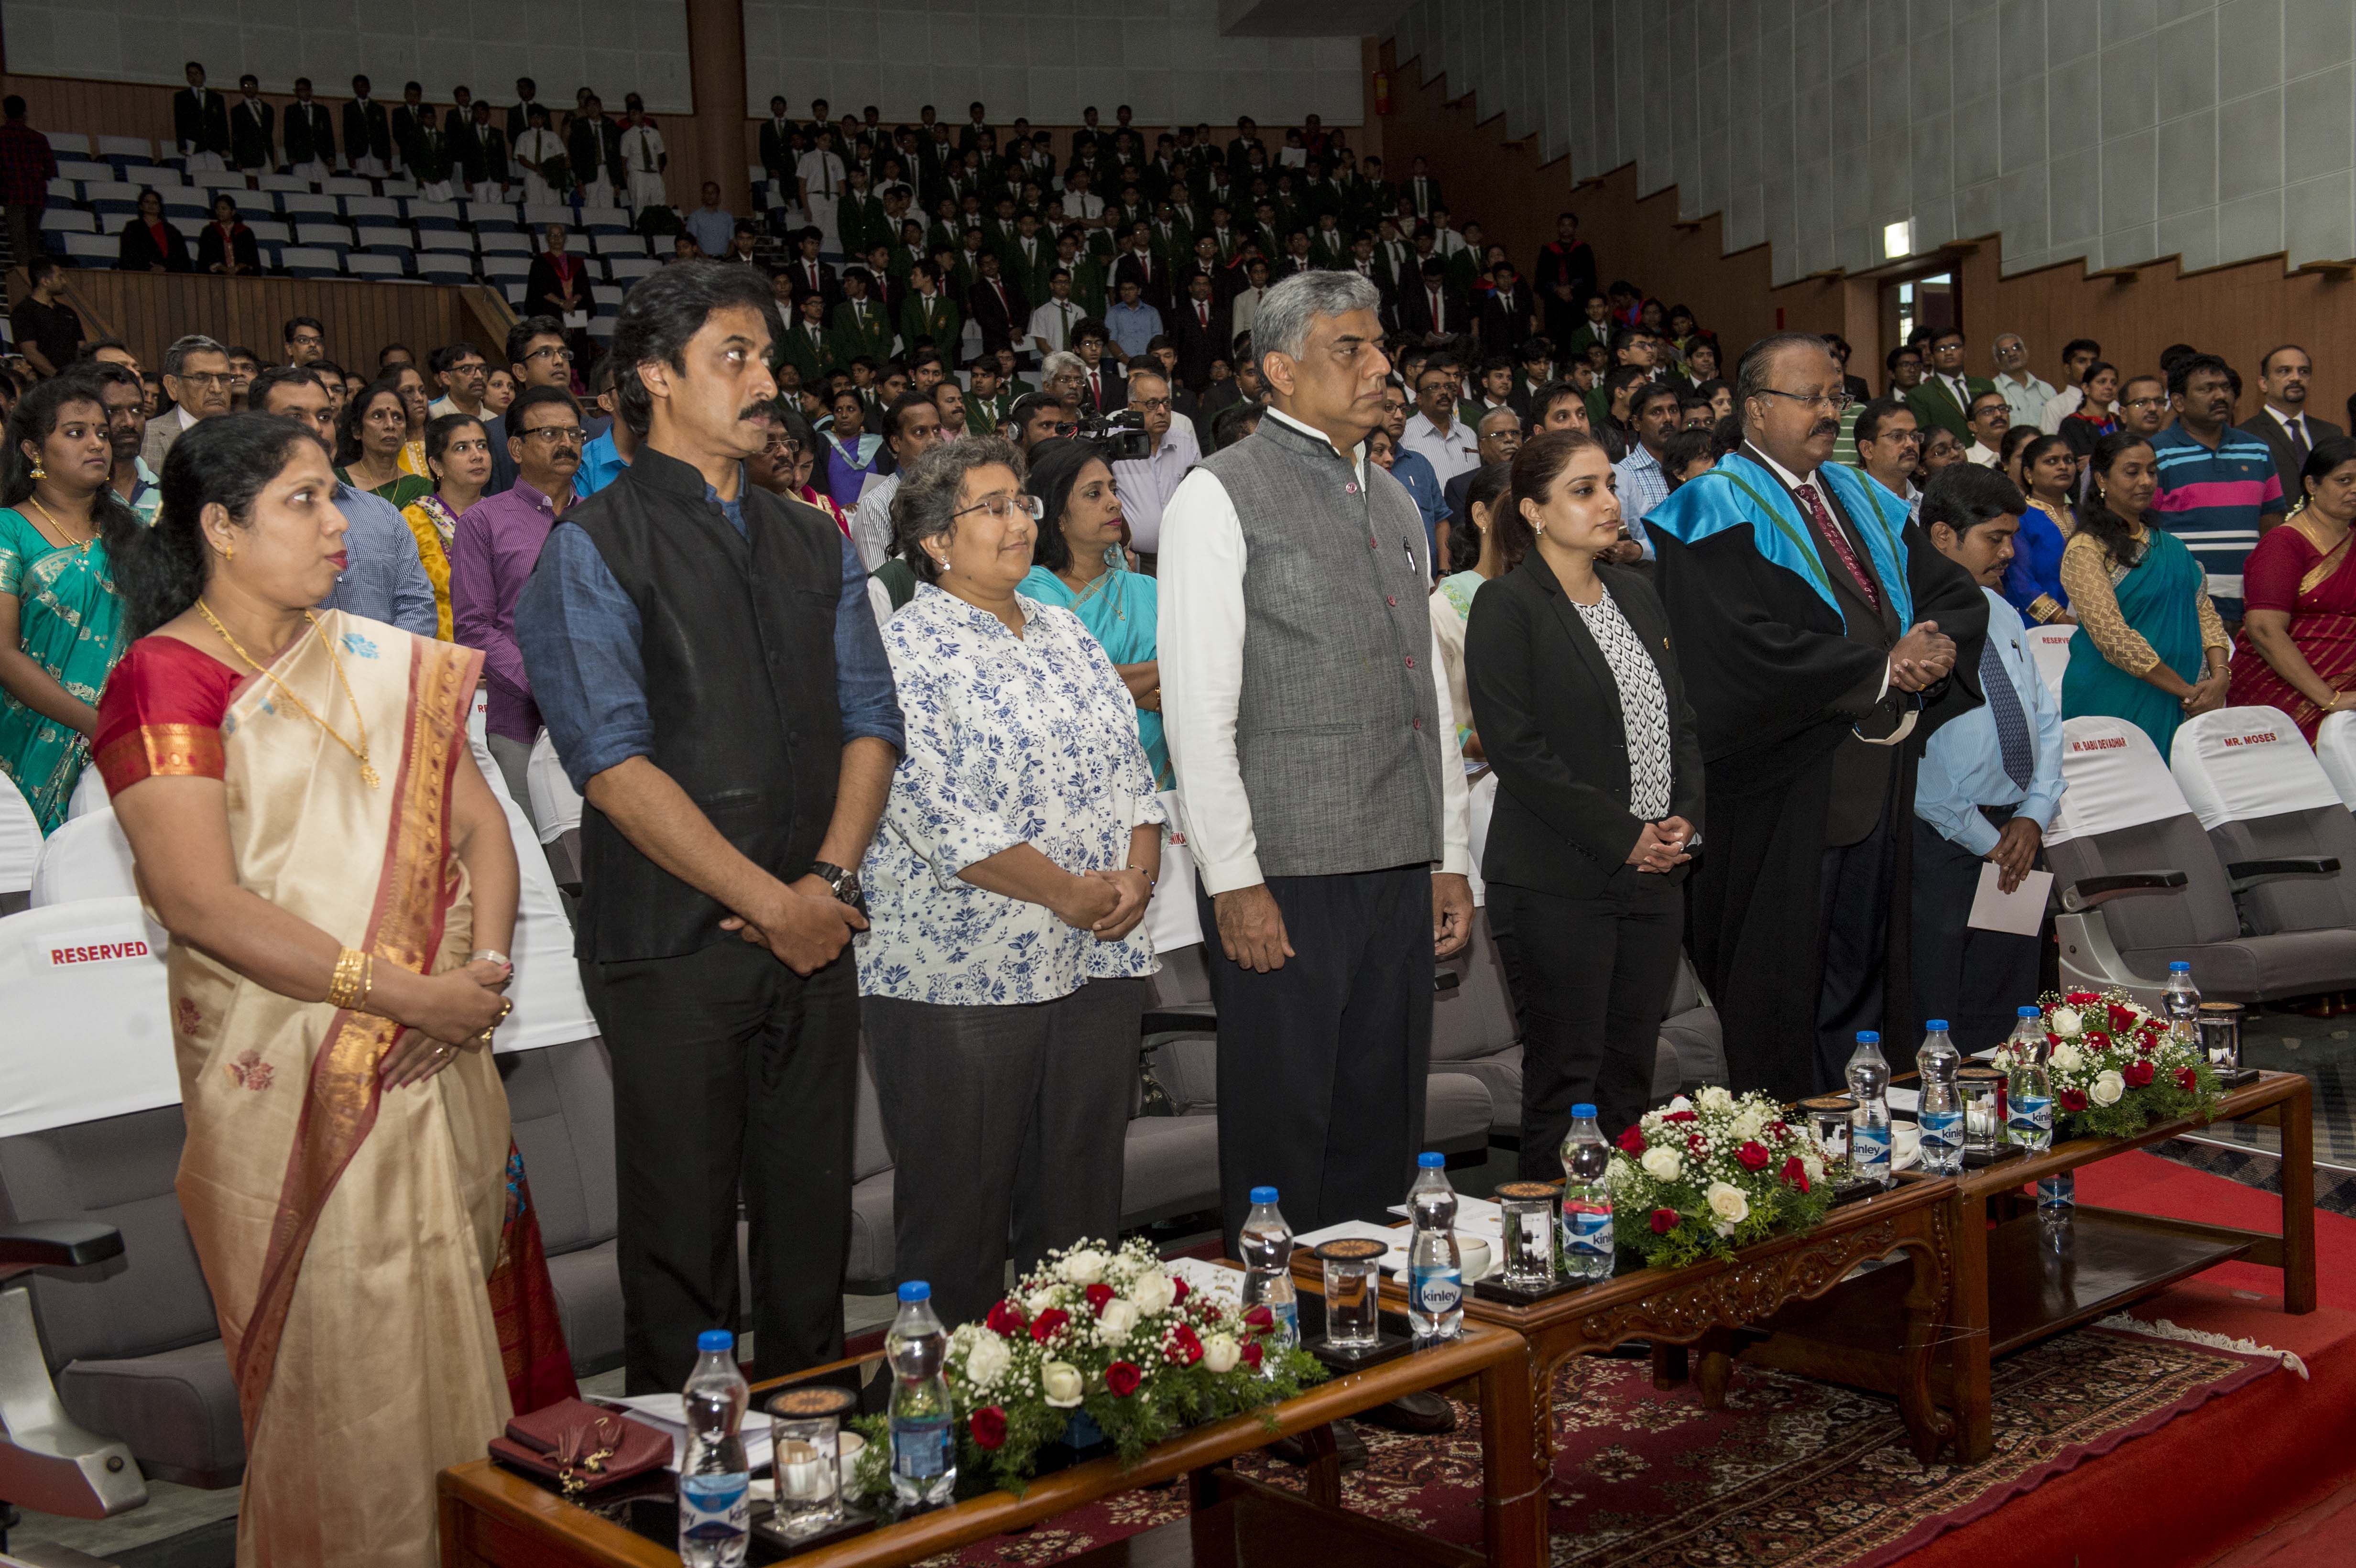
[858,437,1166,1329]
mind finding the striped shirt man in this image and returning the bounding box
[2148,422,2284,614]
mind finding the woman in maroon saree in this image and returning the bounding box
[2231,437,2356,741]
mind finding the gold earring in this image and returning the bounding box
[28,463,44,480]
[218,539,234,562]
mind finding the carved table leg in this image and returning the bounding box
[1945,1189,1991,1464]
[1900,1217,1963,1464]
[1479,1343,1549,1568]
[1296,1425,1342,1511]
[1692,1329,1734,1408]
[2280,1077,2318,1315]
[1649,1342,1688,1390]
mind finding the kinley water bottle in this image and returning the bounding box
[1846,1031,1894,1187]
[2164,961,2201,1048]
[1237,1186,1299,1356]
[1915,1021,1964,1176]
[2006,1007,2053,1151]
[886,1281,957,1508]
[1558,1104,1615,1283]
[1405,1152,1463,1344]
[678,1330,750,1567]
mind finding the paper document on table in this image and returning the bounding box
[1968,863,2053,936]
[1165,1255,1246,1307]
[1384,1194,1507,1246]
[1886,1086,1920,1113]
[607,1393,774,1471]
[1294,1219,1412,1275]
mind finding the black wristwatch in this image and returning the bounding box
[811,860,867,915]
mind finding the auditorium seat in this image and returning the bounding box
[500,1039,624,1377]
[278,191,338,219]
[28,806,136,906]
[279,246,342,279]
[94,135,152,164]
[59,232,115,264]
[45,132,90,157]
[45,175,80,203]
[343,195,400,223]
[2313,710,2356,811]
[606,256,659,283]
[2025,624,2074,701]
[2046,714,2356,1003]
[417,228,476,253]
[345,253,412,280]
[55,158,110,185]
[82,181,142,216]
[521,202,574,230]
[525,729,583,893]
[477,229,533,255]
[254,174,309,193]
[0,778,36,916]
[406,199,463,230]
[322,176,372,197]
[2171,706,2356,939]
[354,223,414,254]
[418,255,476,284]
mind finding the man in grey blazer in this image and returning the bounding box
[2238,345,2342,505]
[142,335,234,476]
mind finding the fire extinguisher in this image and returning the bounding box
[1374,71,1391,115]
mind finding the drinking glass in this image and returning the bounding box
[1956,1067,2005,1158]
[1800,1095,1854,1175]
[766,1385,857,1535]
[1316,1238,1386,1351]
[2196,1002,2243,1072]
[1492,1181,1559,1291]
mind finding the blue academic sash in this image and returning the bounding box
[1643,451,1914,632]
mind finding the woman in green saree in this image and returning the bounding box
[0,375,135,831]
[1017,437,1168,787]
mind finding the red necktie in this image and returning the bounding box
[1429,287,1441,328]
[807,261,818,289]
[1198,302,1209,327]
[994,281,1006,311]
[1796,480,1876,606]
[1090,371,1102,408]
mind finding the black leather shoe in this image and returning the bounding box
[1266,1422,1370,1470]
[1354,1390,1458,1435]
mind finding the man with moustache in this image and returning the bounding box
[1643,333,1986,1100]
[251,366,438,636]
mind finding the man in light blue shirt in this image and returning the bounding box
[1380,381,1447,559]
[251,365,438,636]
[1911,465,2064,1052]
[1610,381,1683,560]
[1104,277,1164,364]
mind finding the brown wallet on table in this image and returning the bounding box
[489,1398,672,1492]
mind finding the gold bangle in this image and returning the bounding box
[359,954,375,1013]
[326,946,367,1011]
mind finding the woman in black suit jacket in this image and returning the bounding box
[115,189,193,273]
[1466,429,1704,1163]
[196,194,262,276]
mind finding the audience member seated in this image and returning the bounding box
[196,194,260,278]
[1430,462,1516,764]
[401,412,494,640]
[335,375,434,510]
[115,188,193,274]
[2230,437,2356,741]
[2003,432,2081,626]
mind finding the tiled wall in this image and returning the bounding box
[1387,0,2356,283]
[2,0,697,116]
[740,0,1365,129]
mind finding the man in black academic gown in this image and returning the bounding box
[1643,332,1987,1100]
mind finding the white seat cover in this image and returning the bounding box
[1143,789,1202,954]
[527,729,584,847]
[66,764,108,819]
[0,898,177,1136]
[2045,716,2194,846]
[1466,771,1496,907]
[2170,706,2344,831]
[29,807,137,906]
[0,777,37,896]
[467,709,593,1055]
[2313,710,2356,812]
[2026,623,2075,703]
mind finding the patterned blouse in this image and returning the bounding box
[859,583,1165,1006]
[1570,589,1673,821]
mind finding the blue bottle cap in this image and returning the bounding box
[1418,1151,1445,1168]
[2170,960,2192,971]
[1571,1102,1597,1119]
[697,1329,734,1353]
[1856,1031,1879,1044]
[1248,1185,1279,1204]
[897,1280,930,1303]
[1925,1020,1949,1032]
[2019,1005,2042,1017]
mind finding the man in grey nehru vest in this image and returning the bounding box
[1161,269,1476,1278]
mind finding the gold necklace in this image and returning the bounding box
[196,601,379,788]
[25,495,93,556]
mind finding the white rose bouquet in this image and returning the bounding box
[1995,990,2223,1139]
[851,1237,1323,1501]
[1608,1089,1837,1268]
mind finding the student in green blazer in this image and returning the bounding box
[829,270,895,366]
[1005,214,1057,303]
[900,261,962,355]
[835,170,889,258]
[964,360,1017,435]
[1904,328,1997,440]
[780,291,837,384]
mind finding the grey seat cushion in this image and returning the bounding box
[1432,910,1518,1064]
[847,1173,896,1294]
[57,1340,242,1487]
[1424,1071,1492,1155]
[1144,1034,1219,1116]
[1657,1002,1726,1098]
[1148,945,1214,1012]
[542,1237,623,1378]
[2120,927,2356,1001]
[2208,808,2356,936]
[1120,1113,1221,1228]
[501,1039,616,1259]
[2047,815,2240,952]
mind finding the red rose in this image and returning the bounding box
[1737,1140,1771,1172]
[1084,1283,1115,1315]
[2084,1031,2110,1052]
[1165,1323,1203,1366]
[2061,1088,2089,1112]
[1688,1132,1706,1156]
[2107,1002,2139,1035]
[1768,1120,1789,1139]
[1171,1277,1190,1304]
[985,1301,1028,1339]
[2176,1067,2199,1092]
[1106,1361,1143,1397]
[969,1406,1007,1449]
[1240,1339,1264,1369]
[1649,1207,1679,1234]
[2066,991,2100,1005]
[2124,1059,2154,1089]
[2045,1031,2063,1048]
[1782,1155,1810,1193]
[1200,1304,1222,1323]
[1663,1109,1697,1123]
[1030,1307,1071,1343]
[1617,1125,1647,1154]
[1243,1305,1273,1330]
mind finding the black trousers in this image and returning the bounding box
[1911,813,2041,1055]
[581,938,859,1394]
[1198,867,1432,1257]
[1816,782,1902,1092]
[1488,873,1685,1174]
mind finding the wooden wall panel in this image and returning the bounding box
[27,270,494,374]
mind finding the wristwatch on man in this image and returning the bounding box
[810,860,867,915]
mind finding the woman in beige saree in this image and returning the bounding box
[96,413,524,1567]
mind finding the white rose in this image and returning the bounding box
[1097,1298,1141,1345]
[2090,1070,2125,1107]
[1706,1181,1750,1225]
[1697,1085,1734,1112]
[1040,1360,1085,1407]
[1025,1288,1059,1317]
[963,1333,1011,1388]
[1802,1154,1826,1184]
[1201,1332,1241,1374]
[1641,1145,1683,1182]
[1128,1269,1176,1316]
[2051,1006,2083,1037]
[1060,1249,1107,1285]
[2050,1042,2083,1072]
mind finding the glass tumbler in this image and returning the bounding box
[1799,1095,1855,1176]
[766,1384,858,1536]
[1956,1066,2006,1158]
[1492,1181,1560,1291]
[2196,1002,2244,1072]
[1315,1238,1387,1352]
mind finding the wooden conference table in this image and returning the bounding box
[440,1319,1549,1567]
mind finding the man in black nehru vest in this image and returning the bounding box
[516,263,904,1391]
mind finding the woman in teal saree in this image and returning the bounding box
[0,378,134,831]
[2059,431,2232,759]
[1018,438,1169,787]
